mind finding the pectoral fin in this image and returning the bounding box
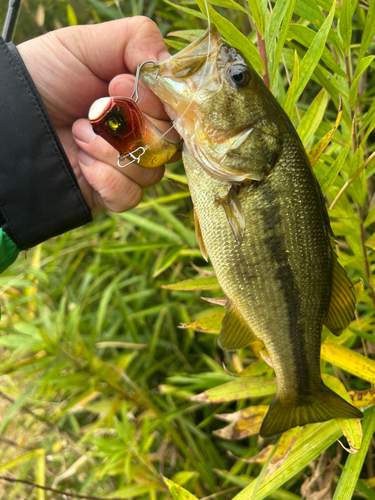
[193,207,208,262]
[218,303,257,350]
[216,186,246,246]
[324,253,356,336]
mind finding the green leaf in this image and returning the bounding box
[162,0,206,19]
[162,476,200,500]
[346,146,366,205]
[209,0,250,16]
[170,471,199,487]
[152,204,197,246]
[287,24,346,78]
[191,376,277,402]
[105,484,155,498]
[333,407,375,500]
[0,450,40,474]
[323,374,362,453]
[285,0,336,110]
[238,359,271,376]
[246,0,265,37]
[297,89,329,146]
[85,0,121,19]
[364,204,375,228]
[180,313,224,333]
[167,30,204,42]
[66,4,78,25]
[161,275,220,290]
[264,427,303,479]
[339,0,352,55]
[283,50,299,118]
[358,0,375,61]
[152,247,183,278]
[307,102,342,166]
[295,0,325,27]
[165,40,188,51]
[349,56,375,109]
[118,212,182,243]
[232,420,343,500]
[97,242,174,254]
[270,0,297,89]
[196,0,264,73]
[319,126,352,195]
[0,385,34,434]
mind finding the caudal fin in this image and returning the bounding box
[260,382,363,438]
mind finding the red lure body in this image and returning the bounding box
[89,97,178,168]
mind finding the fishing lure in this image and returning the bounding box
[89,62,179,168]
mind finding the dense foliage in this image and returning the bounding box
[0,0,375,498]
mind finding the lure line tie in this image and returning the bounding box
[117,146,147,168]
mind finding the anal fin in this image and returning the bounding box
[215,186,246,246]
[193,207,208,262]
[324,253,356,336]
[218,303,257,351]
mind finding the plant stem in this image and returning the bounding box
[329,150,375,209]
[256,28,270,88]
[358,204,375,309]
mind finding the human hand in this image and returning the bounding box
[17,17,175,212]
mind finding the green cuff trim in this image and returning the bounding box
[0,228,20,274]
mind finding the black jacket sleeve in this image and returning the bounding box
[0,37,92,251]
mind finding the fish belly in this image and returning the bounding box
[183,137,332,403]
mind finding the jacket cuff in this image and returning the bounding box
[0,37,92,250]
[0,229,19,274]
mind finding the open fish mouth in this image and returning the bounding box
[139,26,221,127]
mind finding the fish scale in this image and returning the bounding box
[140,26,362,436]
[184,132,329,398]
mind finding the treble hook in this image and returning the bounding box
[131,61,158,103]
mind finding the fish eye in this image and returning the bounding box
[107,115,123,132]
[227,65,251,88]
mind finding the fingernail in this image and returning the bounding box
[158,50,170,61]
[79,151,95,166]
[76,125,96,144]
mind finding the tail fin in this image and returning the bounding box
[260,382,363,438]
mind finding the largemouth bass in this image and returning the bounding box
[140,27,362,437]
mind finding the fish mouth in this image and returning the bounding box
[139,25,221,118]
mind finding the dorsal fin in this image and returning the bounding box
[218,302,257,351]
[215,186,246,246]
[193,207,208,262]
[324,253,356,336]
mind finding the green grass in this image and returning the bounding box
[1,0,375,498]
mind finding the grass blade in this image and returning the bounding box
[232,420,343,500]
[196,0,264,73]
[332,406,375,500]
[284,0,336,111]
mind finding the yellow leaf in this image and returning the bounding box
[321,339,375,384]
[214,406,268,440]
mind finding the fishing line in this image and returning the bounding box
[153,0,212,142]
[120,0,212,166]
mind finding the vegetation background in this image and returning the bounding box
[0,0,375,498]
